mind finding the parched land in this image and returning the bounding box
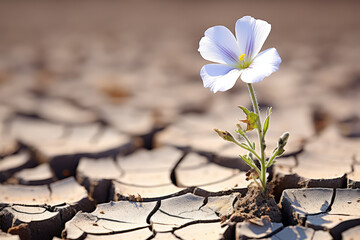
[0,1,359,239]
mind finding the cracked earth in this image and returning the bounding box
[0,0,359,239]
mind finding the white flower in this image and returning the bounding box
[198,16,281,93]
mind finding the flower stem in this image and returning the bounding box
[239,131,254,150]
[266,150,278,168]
[232,139,262,163]
[247,83,267,192]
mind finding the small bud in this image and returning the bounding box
[277,132,290,156]
[278,132,290,148]
[214,129,235,142]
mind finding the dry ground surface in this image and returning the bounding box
[0,0,359,239]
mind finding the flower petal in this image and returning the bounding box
[235,16,271,60]
[240,48,281,83]
[198,26,240,65]
[200,64,241,93]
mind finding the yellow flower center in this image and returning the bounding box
[236,54,251,69]
[238,54,246,61]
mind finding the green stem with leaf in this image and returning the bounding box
[247,83,267,192]
[214,84,289,193]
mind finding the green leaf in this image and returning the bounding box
[240,155,261,175]
[238,106,250,115]
[239,143,253,151]
[235,124,245,136]
[277,149,285,156]
[263,107,272,136]
[240,112,258,131]
[268,160,277,167]
[239,155,256,169]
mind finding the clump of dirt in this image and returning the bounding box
[230,183,282,223]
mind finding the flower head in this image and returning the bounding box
[198,16,281,93]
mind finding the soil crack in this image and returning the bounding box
[170,151,189,187]
[146,200,161,224]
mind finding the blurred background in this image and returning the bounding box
[0,0,359,164]
[0,2,359,238]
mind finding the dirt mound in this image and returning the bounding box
[230,183,282,223]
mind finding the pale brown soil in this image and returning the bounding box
[230,183,282,223]
[0,1,359,239]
